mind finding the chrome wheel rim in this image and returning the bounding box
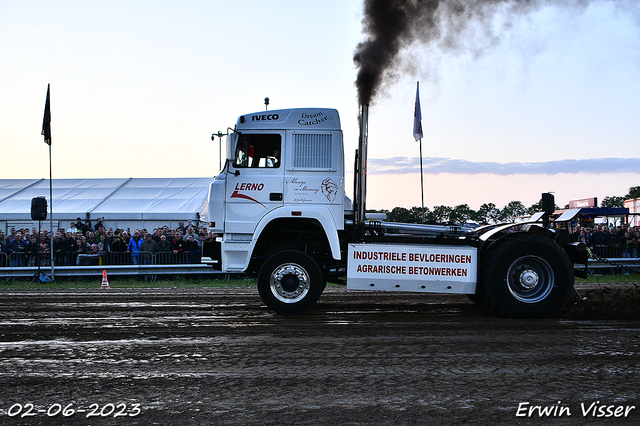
[270,263,310,303]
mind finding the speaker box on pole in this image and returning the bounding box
[31,197,48,221]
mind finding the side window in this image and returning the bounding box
[234,134,281,168]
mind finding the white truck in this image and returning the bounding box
[203,105,587,318]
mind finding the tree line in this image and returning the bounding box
[370,186,640,225]
[369,201,544,225]
[601,186,640,209]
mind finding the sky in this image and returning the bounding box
[1,0,639,211]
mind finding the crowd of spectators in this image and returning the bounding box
[4,217,640,267]
[0,218,214,267]
[573,223,640,258]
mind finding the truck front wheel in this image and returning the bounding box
[257,250,324,315]
[479,233,573,318]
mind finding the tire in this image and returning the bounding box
[479,233,573,318]
[257,250,324,315]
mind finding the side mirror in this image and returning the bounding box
[226,133,237,162]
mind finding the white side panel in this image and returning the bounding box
[347,243,477,294]
[221,240,252,272]
[225,166,284,234]
[283,130,344,232]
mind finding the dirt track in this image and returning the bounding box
[0,284,638,425]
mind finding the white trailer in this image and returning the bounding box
[203,106,587,318]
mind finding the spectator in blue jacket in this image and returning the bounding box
[127,230,144,265]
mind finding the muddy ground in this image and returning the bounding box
[0,283,638,425]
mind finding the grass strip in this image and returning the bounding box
[0,276,257,290]
[0,273,638,290]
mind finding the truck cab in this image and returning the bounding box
[203,108,346,274]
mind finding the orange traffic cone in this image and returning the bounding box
[101,270,111,289]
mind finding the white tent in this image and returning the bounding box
[0,178,211,233]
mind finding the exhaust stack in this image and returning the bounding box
[354,104,369,240]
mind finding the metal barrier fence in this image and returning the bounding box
[0,251,202,268]
[589,246,640,258]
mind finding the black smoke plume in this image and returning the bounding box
[354,0,436,105]
[353,0,599,105]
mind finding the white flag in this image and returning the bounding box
[413,81,423,141]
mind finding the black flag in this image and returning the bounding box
[42,84,51,145]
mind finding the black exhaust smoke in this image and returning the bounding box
[353,0,596,106]
[354,0,434,106]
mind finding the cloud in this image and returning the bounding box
[366,157,640,175]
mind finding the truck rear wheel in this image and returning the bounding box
[479,233,573,318]
[257,250,324,315]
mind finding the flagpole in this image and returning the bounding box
[42,83,54,281]
[49,142,54,281]
[413,81,425,223]
[419,138,424,223]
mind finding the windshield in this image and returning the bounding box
[234,134,281,168]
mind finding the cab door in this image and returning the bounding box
[225,132,284,234]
